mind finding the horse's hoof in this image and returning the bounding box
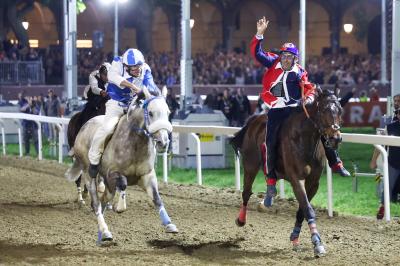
[291,238,300,251]
[78,200,86,207]
[257,202,269,213]
[97,181,105,193]
[165,223,178,233]
[113,203,126,213]
[102,230,113,241]
[314,245,326,257]
[96,239,115,247]
[96,231,114,247]
[235,218,246,227]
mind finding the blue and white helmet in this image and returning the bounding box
[122,48,145,66]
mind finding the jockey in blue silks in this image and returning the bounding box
[88,48,160,178]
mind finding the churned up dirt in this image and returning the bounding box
[0,156,399,265]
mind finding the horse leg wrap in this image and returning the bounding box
[97,230,102,243]
[307,220,318,235]
[238,205,247,223]
[159,205,171,226]
[290,226,302,241]
[311,233,322,246]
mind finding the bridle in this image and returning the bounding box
[129,96,172,140]
[300,85,342,148]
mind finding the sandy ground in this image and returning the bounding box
[0,156,399,265]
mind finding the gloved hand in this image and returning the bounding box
[100,90,108,98]
[297,97,313,107]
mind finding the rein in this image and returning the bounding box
[300,81,311,119]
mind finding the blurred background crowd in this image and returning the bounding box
[0,43,383,88]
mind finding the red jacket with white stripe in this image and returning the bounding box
[250,36,315,108]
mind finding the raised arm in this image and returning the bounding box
[250,17,278,68]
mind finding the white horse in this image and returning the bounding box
[65,86,178,245]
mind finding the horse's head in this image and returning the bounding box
[140,86,172,153]
[314,86,343,149]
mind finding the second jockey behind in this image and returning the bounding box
[83,62,111,113]
[88,48,160,178]
[251,17,349,208]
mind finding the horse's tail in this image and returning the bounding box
[65,159,83,182]
[230,115,258,156]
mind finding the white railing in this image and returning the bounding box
[1,112,400,221]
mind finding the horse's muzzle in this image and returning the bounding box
[326,132,342,149]
[156,138,170,153]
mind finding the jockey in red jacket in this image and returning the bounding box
[251,17,315,207]
[252,17,349,207]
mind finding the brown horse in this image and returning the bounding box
[67,94,108,204]
[230,88,343,257]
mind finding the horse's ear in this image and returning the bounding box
[142,86,152,99]
[161,85,168,98]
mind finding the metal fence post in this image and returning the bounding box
[0,120,6,155]
[18,127,23,157]
[234,153,241,191]
[327,159,333,217]
[163,152,168,183]
[56,124,64,163]
[190,133,202,185]
[36,121,42,160]
[374,144,390,222]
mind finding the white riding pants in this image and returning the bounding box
[88,99,125,164]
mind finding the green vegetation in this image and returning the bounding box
[3,127,399,218]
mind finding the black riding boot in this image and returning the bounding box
[322,136,350,177]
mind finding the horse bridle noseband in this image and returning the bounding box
[302,97,341,148]
[130,96,168,139]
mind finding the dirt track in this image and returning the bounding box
[0,156,399,265]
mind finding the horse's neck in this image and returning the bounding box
[127,108,145,129]
[285,110,320,146]
[113,108,145,140]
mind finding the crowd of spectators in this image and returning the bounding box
[165,87,252,127]
[0,39,383,87]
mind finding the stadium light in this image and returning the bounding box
[22,21,29,30]
[343,24,353,34]
[190,19,195,29]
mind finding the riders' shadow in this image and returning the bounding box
[147,238,293,263]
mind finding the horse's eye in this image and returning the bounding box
[149,111,153,118]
